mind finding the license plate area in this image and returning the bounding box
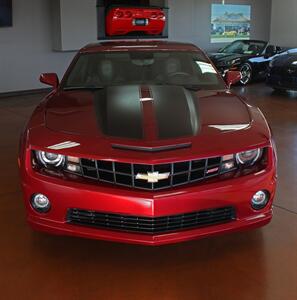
[133,18,148,26]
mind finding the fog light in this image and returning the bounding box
[31,194,51,213]
[251,190,269,210]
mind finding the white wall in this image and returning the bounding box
[53,0,97,51]
[270,0,297,47]
[0,0,75,93]
[0,0,272,93]
[169,0,272,52]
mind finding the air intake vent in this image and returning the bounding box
[67,207,236,235]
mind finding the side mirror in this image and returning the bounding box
[40,73,59,88]
[225,71,241,87]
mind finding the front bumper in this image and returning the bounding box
[20,163,276,245]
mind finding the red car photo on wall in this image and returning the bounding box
[105,6,166,36]
[19,41,277,246]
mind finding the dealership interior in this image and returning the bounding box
[0,0,296,299]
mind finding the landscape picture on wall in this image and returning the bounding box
[211,4,251,43]
[0,0,12,27]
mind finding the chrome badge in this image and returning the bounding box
[47,141,80,150]
[136,172,170,183]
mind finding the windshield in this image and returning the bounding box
[220,40,267,55]
[63,51,226,90]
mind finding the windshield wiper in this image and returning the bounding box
[63,86,104,91]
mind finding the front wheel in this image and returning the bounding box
[240,63,253,85]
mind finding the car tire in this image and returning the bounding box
[240,63,253,85]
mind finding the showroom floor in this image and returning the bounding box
[0,83,296,300]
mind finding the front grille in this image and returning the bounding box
[79,156,236,191]
[67,207,236,234]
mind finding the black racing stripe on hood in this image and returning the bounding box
[93,86,143,139]
[151,85,199,139]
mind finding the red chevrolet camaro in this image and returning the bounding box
[19,41,277,246]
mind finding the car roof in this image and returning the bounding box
[80,40,201,53]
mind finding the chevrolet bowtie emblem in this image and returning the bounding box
[136,172,170,183]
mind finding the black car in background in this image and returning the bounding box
[267,48,297,91]
[208,40,283,85]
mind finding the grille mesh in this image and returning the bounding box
[79,156,236,191]
[67,207,236,234]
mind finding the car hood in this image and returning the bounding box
[45,85,250,138]
[28,85,270,160]
[273,52,297,67]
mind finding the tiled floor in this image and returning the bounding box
[0,84,296,300]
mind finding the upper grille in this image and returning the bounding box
[67,206,236,234]
[79,155,236,191]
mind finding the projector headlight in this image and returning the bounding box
[34,151,81,174]
[36,151,66,168]
[236,148,262,165]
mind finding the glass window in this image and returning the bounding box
[220,40,267,55]
[63,51,226,90]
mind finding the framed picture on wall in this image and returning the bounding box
[0,0,13,27]
[211,4,251,43]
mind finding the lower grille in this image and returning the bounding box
[67,207,236,235]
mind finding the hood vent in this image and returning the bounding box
[112,142,192,152]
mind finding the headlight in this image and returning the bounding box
[36,151,65,168]
[225,58,240,66]
[34,151,81,173]
[269,60,274,68]
[236,148,262,165]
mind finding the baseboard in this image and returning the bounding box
[0,88,52,98]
